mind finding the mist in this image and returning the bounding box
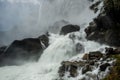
[0,0,90,46]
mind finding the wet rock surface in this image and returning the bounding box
[60,24,80,35]
[82,51,103,60]
[89,1,101,13]
[85,14,119,45]
[100,63,110,71]
[0,46,7,55]
[105,47,120,55]
[0,34,49,66]
[85,0,120,47]
[104,0,120,23]
[58,49,117,80]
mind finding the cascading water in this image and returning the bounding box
[0,0,109,80]
[0,0,90,45]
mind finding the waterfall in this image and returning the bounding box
[0,0,108,80]
[0,0,90,45]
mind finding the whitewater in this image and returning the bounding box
[0,0,108,80]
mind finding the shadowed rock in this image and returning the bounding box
[0,46,7,56]
[60,24,80,35]
[100,63,110,71]
[0,34,49,66]
[82,51,103,60]
[105,47,120,55]
[85,0,120,47]
[58,50,114,79]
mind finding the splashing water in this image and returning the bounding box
[0,0,90,45]
[0,0,108,80]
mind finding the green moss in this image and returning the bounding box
[103,55,120,80]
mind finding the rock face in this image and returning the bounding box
[100,63,110,71]
[60,24,80,35]
[0,34,49,66]
[89,1,101,13]
[58,50,115,80]
[82,51,103,60]
[104,0,120,23]
[105,47,120,55]
[0,46,7,55]
[58,61,87,77]
[85,12,120,46]
[85,0,120,46]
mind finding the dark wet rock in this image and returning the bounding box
[94,8,99,13]
[38,34,49,48]
[104,0,120,23]
[82,64,92,74]
[85,22,97,36]
[100,63,110,71]
[59,54,102,78]
[90,1,101,13]
[82,54,89,60]
[69,65,78,77]
[58,61,86,77]
[89,51,103,60]
[105,47,120,55]
[105,47,114,55]
[94,15,114,30]
[85,0,120,47]
[60,24,80,35]
[0,34,49,66]
[105,29,120,46]
[58,49,115,79]
[85,14,120,46]
[82,51,103,60]
[0,46,7,55]
[58,61,77,77]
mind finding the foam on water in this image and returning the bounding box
[0,0,108,80]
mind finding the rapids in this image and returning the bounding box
[0,0,108,80]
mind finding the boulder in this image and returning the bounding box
[0,34,49,66]
[105,47,120,55]
[58,50,115,79]
[82,54,89,60]
[100,63,110,71]
[82,51,103,60]
[60,24,80,35]
[82,64,92,74]
[58,61,86,77]
[89,51,103,60]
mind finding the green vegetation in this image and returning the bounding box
[103,55,120,80]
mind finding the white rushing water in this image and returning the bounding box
[0,0,90,45]
[0,0,108,80]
